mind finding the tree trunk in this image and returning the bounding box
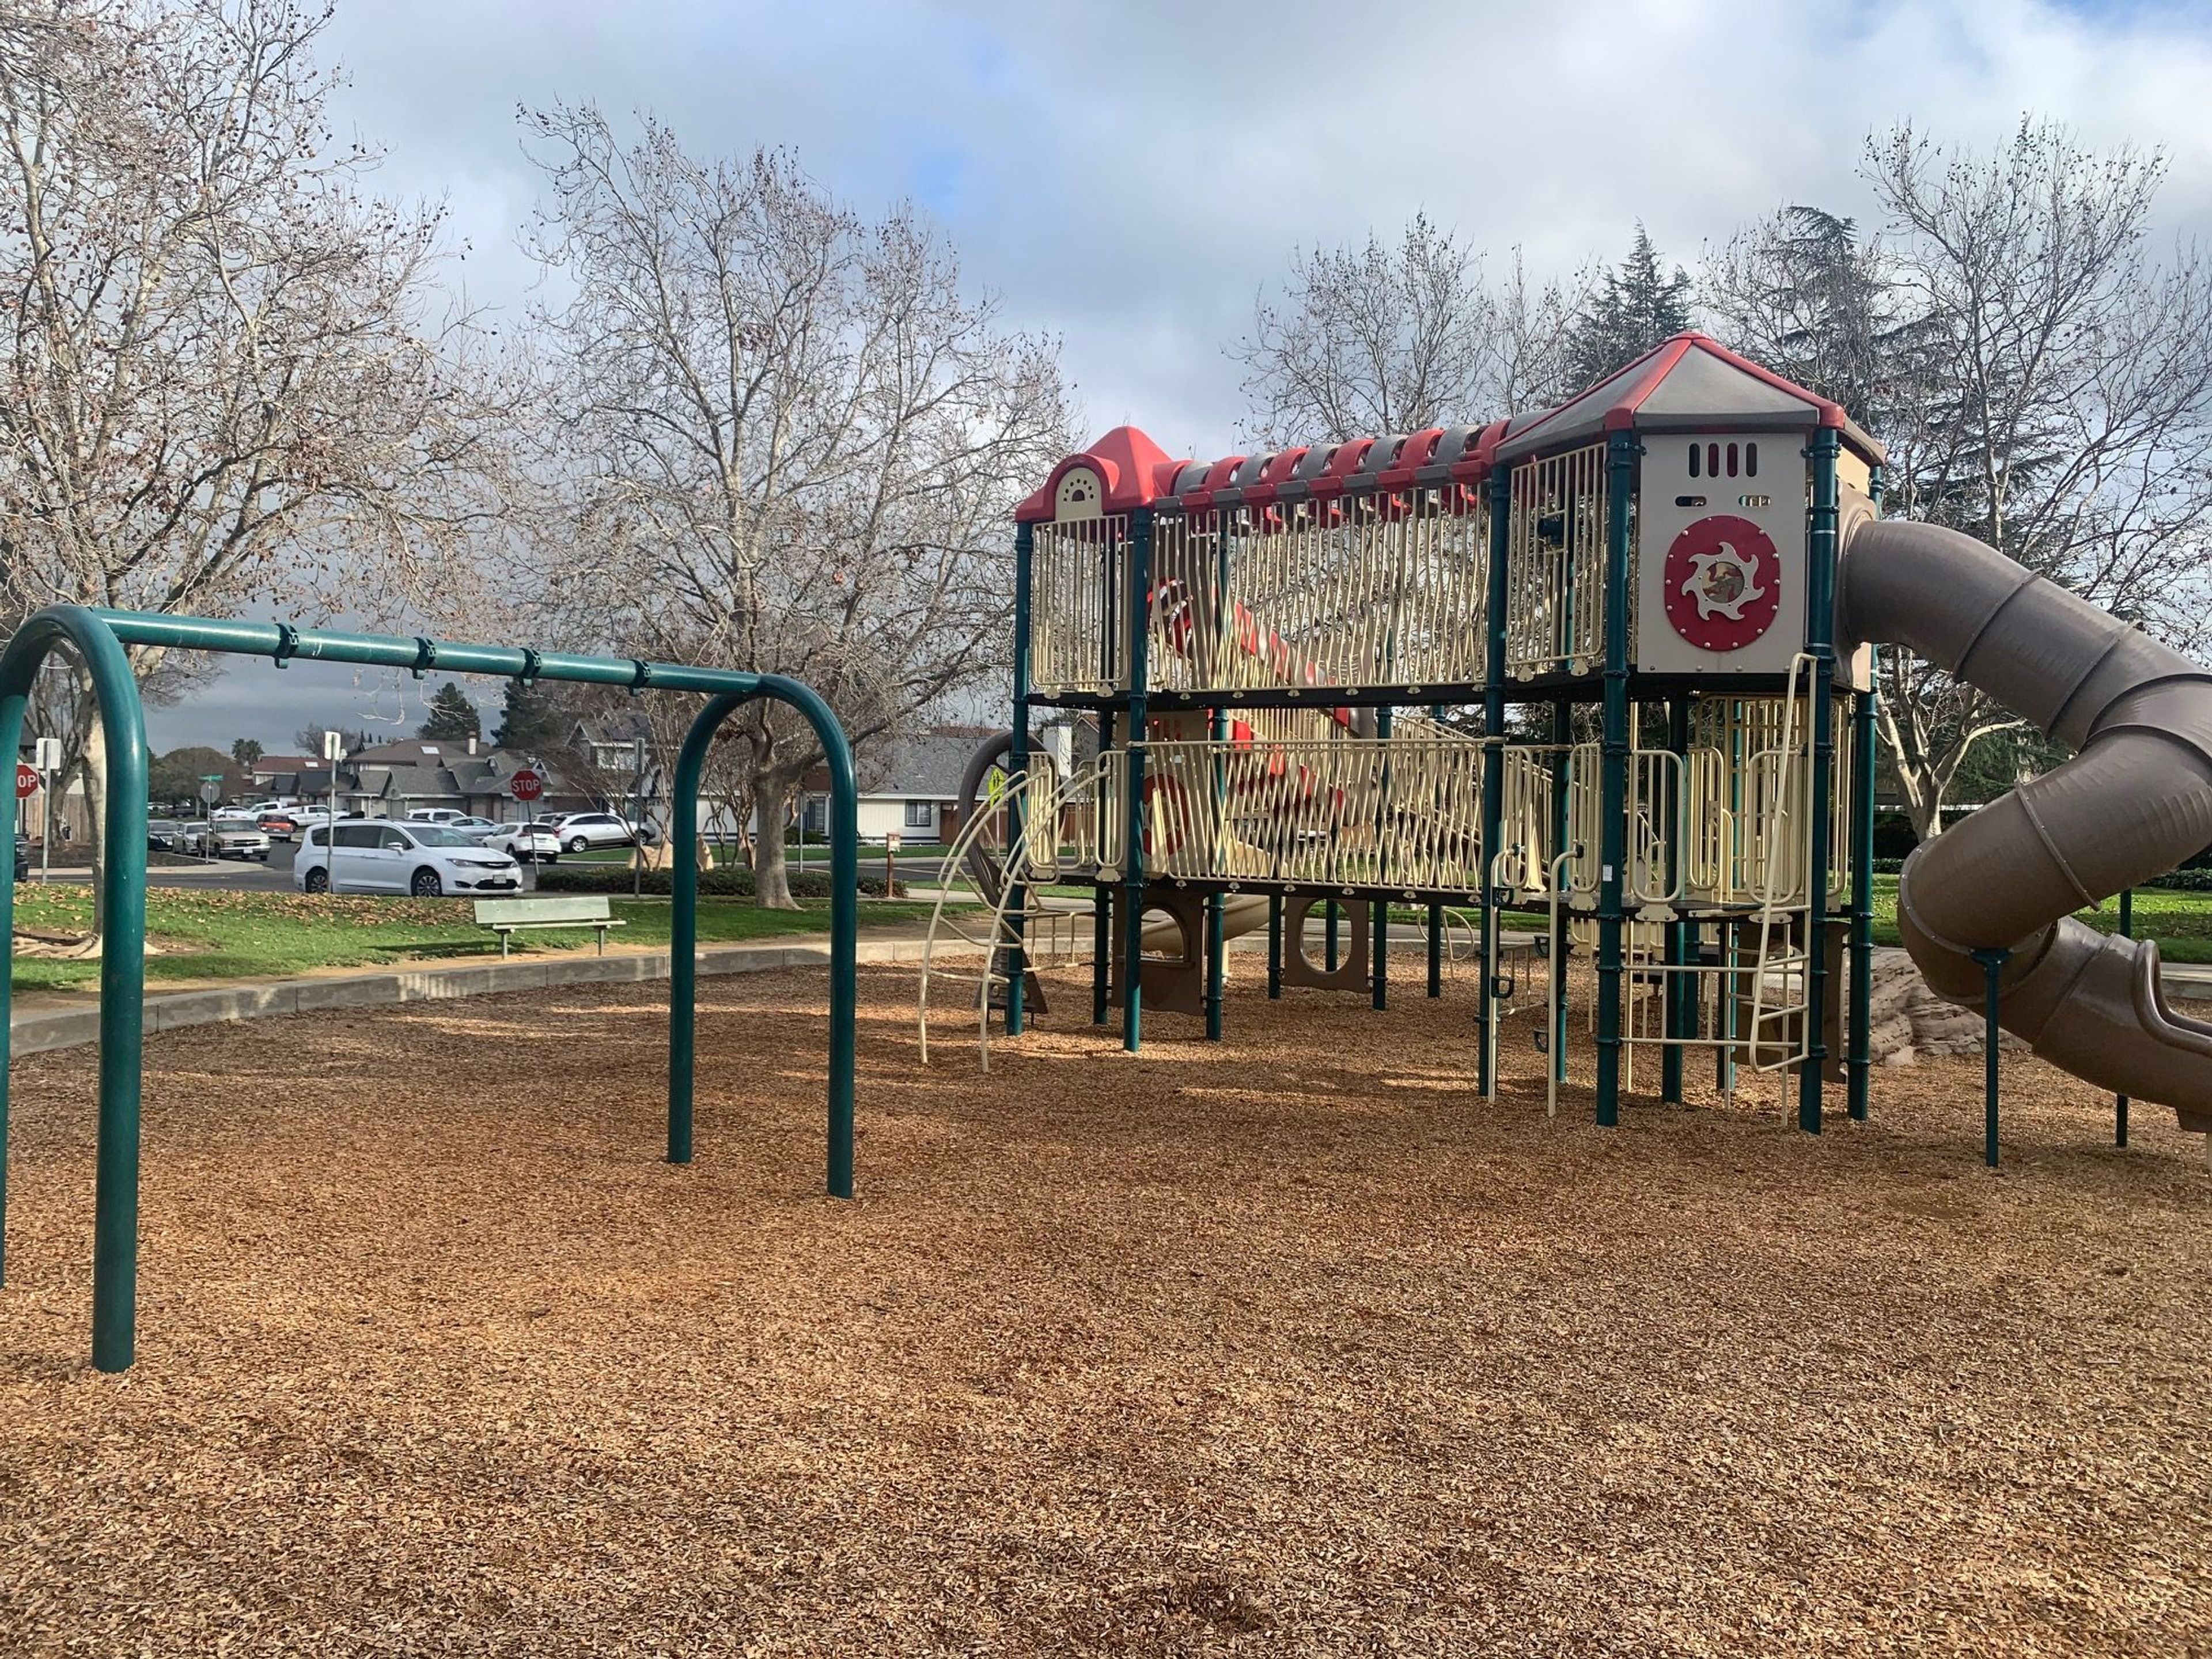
[72,696,108,957]
[751,770,798,910]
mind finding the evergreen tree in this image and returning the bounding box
[1565,225,1695,389]
[229,737,263,768]
[417,682,481,743]
[490,678,568,753]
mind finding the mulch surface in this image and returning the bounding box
[2,964,2209,1657]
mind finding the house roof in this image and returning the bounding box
[852,727,986,798]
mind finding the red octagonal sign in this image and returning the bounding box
[509,767,544,803]
[1662,514,1782,653]
[14,762,37,800]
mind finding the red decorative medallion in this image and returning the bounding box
[1661,514,1782,652]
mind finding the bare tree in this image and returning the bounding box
[0,0,508,938]
[1858,120,2212,838]
[1230,215,1586,445]
[1707,127,2212,840]
[521,106,1073,907]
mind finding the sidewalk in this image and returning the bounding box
[7,929,964,1058]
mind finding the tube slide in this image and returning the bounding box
[1839,519,2212,1130]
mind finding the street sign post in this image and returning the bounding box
[510,766,544,803]
[322,730,343,887]
[198,781,219,807]
[33,738,61,882]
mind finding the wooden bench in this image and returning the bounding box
[473,895,624,958]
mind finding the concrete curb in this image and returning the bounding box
[10,935,946,1058]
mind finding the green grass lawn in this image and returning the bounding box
[7,887,945,995]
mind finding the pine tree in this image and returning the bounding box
[417,682,481,743]
[490,679,567,753]
[1565,225,1695,389]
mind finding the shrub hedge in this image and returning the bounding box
[532,865,905,899]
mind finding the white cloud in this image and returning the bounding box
[155,0,2212,746]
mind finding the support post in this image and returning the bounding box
[1661,697,1689,1104]
[0,608,150,1372]
[1120,508,1154,1051]
[2116,887,2133,1147]
[1798,426,1841,1134]
[1477,462,1512,1097]
[1850,460,1884,1122]
[1849,683,1877,1120]
[1427,903,1443,998]
[1006,522,1034,1037]
[1973,946,2009,1169]
[1373,703,1391,1011]
[1267,895,1283,998]
[1594,431,1638,1127]
[1092,708,1115,1026]
[671,681,858,1198]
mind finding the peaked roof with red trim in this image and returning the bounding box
[1013,425,1186,522]
[1493,332,1885,465]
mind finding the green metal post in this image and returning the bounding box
[1121,507,1154,1051]
[1425,703,1441,999]
[671,679,858,1196]
[1849,683,1877,1121]
[1093,708,1114,1026]
[1973,946,2009,1168]
[1798,427,1841,1135]
[1594,431,1638,1127]
[1373,703,1391,1010]
[1006,522,1034,1037]
[1478,464,1512,1097]
[2117,888,2134,1146]
[1850,460,1884,1122]
[1206,717,1226,1041]
[1551,701,1572,1085]
[1661,697,1688,1104]
[668,692,740,1165]
[0,608,150,1370]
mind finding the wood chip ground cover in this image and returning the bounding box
[1,964,2207,1656]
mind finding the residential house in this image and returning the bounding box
[797,725,1002,846]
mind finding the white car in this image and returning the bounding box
[545,811,645,854]
[295,820,521,897]
[485,821,563,863]
[403,808,469,827]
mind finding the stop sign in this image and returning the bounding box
[14,762,37,800]
[509,767,544,803]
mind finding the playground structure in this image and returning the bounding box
[0,606,861,1373]
[922,332,2212,1139]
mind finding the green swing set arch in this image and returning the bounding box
[0,604,859,1373]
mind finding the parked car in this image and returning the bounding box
[295,821,521,897]
[256,809,303,840]
[194,820,271,861]
[403,807,469,827]
[485,821,563,863]
[13,835,25,881]
[544,811,646,854]
[147,819,191,853]
[444,816,502,839]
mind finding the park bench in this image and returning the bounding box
[473,895,624,959]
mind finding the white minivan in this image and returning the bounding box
[296,820,522,897]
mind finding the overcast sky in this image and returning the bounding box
[158,0,2212,751]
